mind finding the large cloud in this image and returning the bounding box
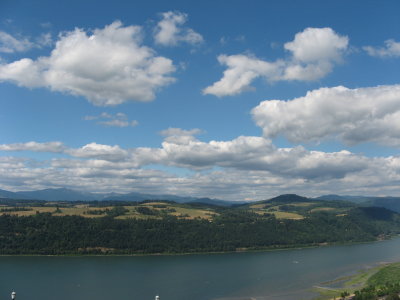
[153,136,367,180]
[252,84,400,146]
[0,149,399,201]
[203,27,348,97]
[154,11,203,46]
[0,21,176,106]
[0,135,370,181]
[1,133,400,200]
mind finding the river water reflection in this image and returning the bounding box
[1,238,400,300]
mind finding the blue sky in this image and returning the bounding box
[1,0,400,200]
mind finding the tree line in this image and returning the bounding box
[0,207,399,255]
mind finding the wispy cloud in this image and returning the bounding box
[0,141,66,152]
[364,39,400,58]
[0,31,33,53]
[84,112,138,127]
[0,30,53,53]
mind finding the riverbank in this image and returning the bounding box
[0,239,383,257]
[1,235,395,257]
[313,261,400,299]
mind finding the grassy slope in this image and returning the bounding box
[0,195,378,221]
[313,262,400,299]
[247,197,355,220]
[0,201,219,220]
[367,262,400,286]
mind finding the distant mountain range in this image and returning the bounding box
[1,188,400,212]
[240,193,400,213]
[316,194,400,213]
[0,187,237,206]
[316,194,374,203]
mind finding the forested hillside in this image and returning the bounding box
[0,195,399,255]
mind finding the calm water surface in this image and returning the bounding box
[1,238,400,300]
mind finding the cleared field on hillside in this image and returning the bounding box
[0,202,218,220]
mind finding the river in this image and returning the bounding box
[1,237,400,300]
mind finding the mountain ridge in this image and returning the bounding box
[0,187,236,206]
[316,194,400,213]
[2,188,400,211]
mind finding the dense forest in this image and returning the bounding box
[0,201,399,255]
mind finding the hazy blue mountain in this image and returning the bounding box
[102,192,196,202]
[316,194,371,204]
[188,198,245,206]
[0,187,233,205]
[317,194,348,201]
[317,195,400,213]
[0,189,20,199]
[365,197,400,213]
[14,188,100,201]
[102,192,236,206]
[6,187,399,211]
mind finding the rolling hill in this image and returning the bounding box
[1,194,400,255]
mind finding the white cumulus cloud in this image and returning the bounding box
[3,131,400,199]
[0,134,369,181]
[252,84,400,146]
[203,54,282,97]
[284,27,348,63]
[1,137,398,200]
[203,27,348,97]
[154,11,203,46]
[0,21,176,106]
[66,143,129,161]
